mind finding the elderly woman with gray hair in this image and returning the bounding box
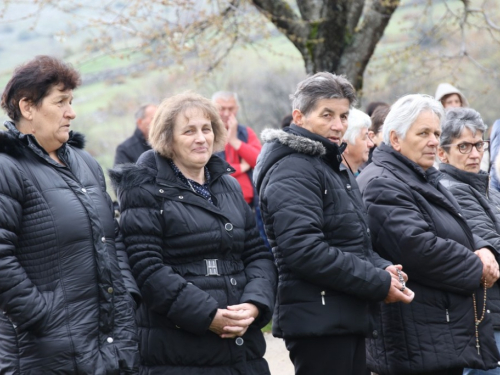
[357,94,500,374]
[438,107,500,375]
[110,92,277,375]
[341,107,374,176]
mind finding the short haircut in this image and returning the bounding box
[149,92,227,159]
[343,108,371,145]
[365,101,388,117]
[440,107,486,152]
[370,105,390,134]
[383,94,445,146]
[1,55,81,122]
[211,91,239,107]
[135,103,156,122]
[290,72,357,116]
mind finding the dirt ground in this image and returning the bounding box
[263,333,294,375]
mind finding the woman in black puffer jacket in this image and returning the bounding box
[0,56,139,374]
[110,93,277,375]
[357,94,500,375]
[438,107,500,375]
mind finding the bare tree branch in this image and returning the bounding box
[338,0,400,89]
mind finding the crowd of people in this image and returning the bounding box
[2,55,500,375]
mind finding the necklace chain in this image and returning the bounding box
[472,280,488,355]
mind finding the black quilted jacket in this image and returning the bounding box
[110,150,277,375]
[253,125,392,340]
[357,144,500,374]
[439,163,500,329]
[0,122,140,374]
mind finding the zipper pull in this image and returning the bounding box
[321,291,325,305]
[446,309,450,322]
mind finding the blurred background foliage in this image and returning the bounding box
[1,0,499,197]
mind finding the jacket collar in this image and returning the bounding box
[2,121,85,162]
[153,151,234,188]
[439,163,489,195]
[372,143,463,215]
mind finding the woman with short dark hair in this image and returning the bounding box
[111,92,277,375]
[0,55,139,373]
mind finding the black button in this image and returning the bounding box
[225,223,233,231]
[346,184,351,191]
[230,278,237,286]
[235,337,244,346]
[372,330,378,338]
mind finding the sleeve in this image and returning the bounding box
[363,175,483,295]
[237,127,262,168]
[490,120,500,190]
[448,185,500,252]
[114,144,133,166]
[118,185,219,335]
[0,161,49,331]
[263,157,391,302]
[115,222,141,306]
[238,195,277,328]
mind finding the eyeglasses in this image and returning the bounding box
[442,141,489,154]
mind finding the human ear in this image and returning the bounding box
[292,109,304,126]
[437,147,448,163]
[389,131,401,152]
[19,98,33,121]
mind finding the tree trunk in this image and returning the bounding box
[251,0,400,91]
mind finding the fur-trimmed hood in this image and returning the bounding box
[260,128,326,157]
[0,121,85,158]
[254,124,344,192]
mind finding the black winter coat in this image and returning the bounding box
[0,122,140,374]
[114,128,151,166]
[439,163,500,329]
[253,125,392,340]
[110,150,277,375]
[357,143,500,374]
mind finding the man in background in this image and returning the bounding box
[212,91,269,247]
[114,103,157,165]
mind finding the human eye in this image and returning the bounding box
[184,129,193,134]
[202,126,212,133]
[458,143,470,152]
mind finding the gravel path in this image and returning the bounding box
[263,333,294,375]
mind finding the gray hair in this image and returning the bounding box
[343,108,371,145]
[440,107,486,152]
[135,103,156,123]
[211,91,239,106]
[290,72,357,116]
[383,94,445,145]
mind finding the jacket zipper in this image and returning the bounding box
[321,291,325,305]
[446,309,450,322]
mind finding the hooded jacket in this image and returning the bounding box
[114,128,151,166]
[253,125,392,340]
[0,122,139,374]
[435,83,469,107]
[357,144,500,374]
[439,163,500,329]
[110,150,277,375]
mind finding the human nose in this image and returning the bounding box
[331,117,344,131]
[469,145,481,158]
[367,137,374,148]
[66,105,76,119]
[194,130,206,143]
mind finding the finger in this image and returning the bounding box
[222,310,251,321]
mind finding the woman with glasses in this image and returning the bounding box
[438,107,500,374]
[357,95,500,374]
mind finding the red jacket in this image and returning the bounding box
[224,126,261,204]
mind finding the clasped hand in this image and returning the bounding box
[475,248,500,287]
[384,264,414,304]
[209,303,259,339]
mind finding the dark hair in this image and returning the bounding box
[291,72,357,116]
[440,107,486,152]
[1,55,81,122]
[365,101,388,117]
[370,105,390,134]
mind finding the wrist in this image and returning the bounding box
[230,139,242,150]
